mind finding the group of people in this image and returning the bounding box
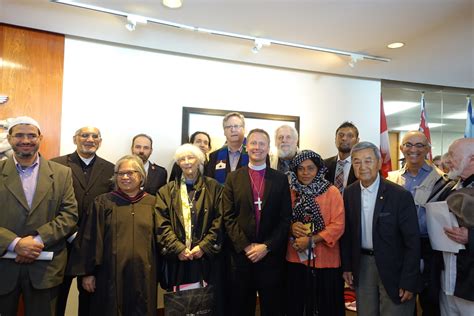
[0,113,472,316]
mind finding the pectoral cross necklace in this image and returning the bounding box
[249,172,264,211]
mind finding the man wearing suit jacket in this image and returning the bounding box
[205,112,248,184]
[0,117,78,316]
[324,121,359,192]
[341,141,420,316]
[52,126,114,316]
[131,133,167,194]
[222,128,291,316]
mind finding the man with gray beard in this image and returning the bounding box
[270,125,300,173]
[434,138,474,315]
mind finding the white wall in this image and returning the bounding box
[61,37,380,171]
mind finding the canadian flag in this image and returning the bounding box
[418,93,433,160]
[380,94,392,177]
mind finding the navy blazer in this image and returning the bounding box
[341,177,421,303]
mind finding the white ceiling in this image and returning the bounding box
[1,0,473,133]
[1,0,473,89]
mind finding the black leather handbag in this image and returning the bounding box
[163,261,214,316]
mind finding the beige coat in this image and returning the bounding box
[387,162,446,207]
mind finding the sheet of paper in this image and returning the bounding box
[1,251,54,261]
[425,201,465,253]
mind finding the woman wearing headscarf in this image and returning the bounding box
[156,144,222,297]
[71,155,159,316]
[285,150,345,316]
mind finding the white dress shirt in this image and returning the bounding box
[360,174,380,250]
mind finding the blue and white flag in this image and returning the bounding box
[465,97,473,138]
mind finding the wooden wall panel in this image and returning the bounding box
[389,131,400,171]
[0,23,64,159]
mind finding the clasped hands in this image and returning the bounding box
[178,245,204,261]
[14,235,44,264]
[291,222,312,253]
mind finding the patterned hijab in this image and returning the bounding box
[288,150,331,234]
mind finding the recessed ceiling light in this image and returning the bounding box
[163,0,182,9]
[384,101,418,116]
[387,42,404,49]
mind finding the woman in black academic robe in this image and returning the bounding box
[70,155,159,316]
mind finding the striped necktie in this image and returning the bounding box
[334,160,346,193]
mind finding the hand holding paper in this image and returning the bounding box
[444,226,468,245]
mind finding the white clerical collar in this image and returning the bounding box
[248,162,266,171]
[78,154,95,166]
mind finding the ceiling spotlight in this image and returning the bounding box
[348,54,364,68]
[125,14,148,31]
[387,42,405,49]
[251,38,271,54]
[162,0,183,9]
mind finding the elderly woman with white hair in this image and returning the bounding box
[156,143,223,291]
[70,154,159,315]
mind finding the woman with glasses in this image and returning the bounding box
[156,144,222,304]
[285,150,345,316]
[69,155,159,315]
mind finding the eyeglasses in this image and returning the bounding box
[12,133,39,141]
[224,124,243,130]
[115,170,140,178]
[402,142,427,149]
[76,133,101,139]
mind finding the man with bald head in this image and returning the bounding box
[434,138,474,315]
[388,130,448,316]
[52,126,114,316]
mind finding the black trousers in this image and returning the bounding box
[286,262,345,316]
[228,262,284,316]
[56,275,91,316]
[0,266,59,316]
[417,237,440,316]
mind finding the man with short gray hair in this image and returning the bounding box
[341,141,420,316]
[205,112,248,184]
